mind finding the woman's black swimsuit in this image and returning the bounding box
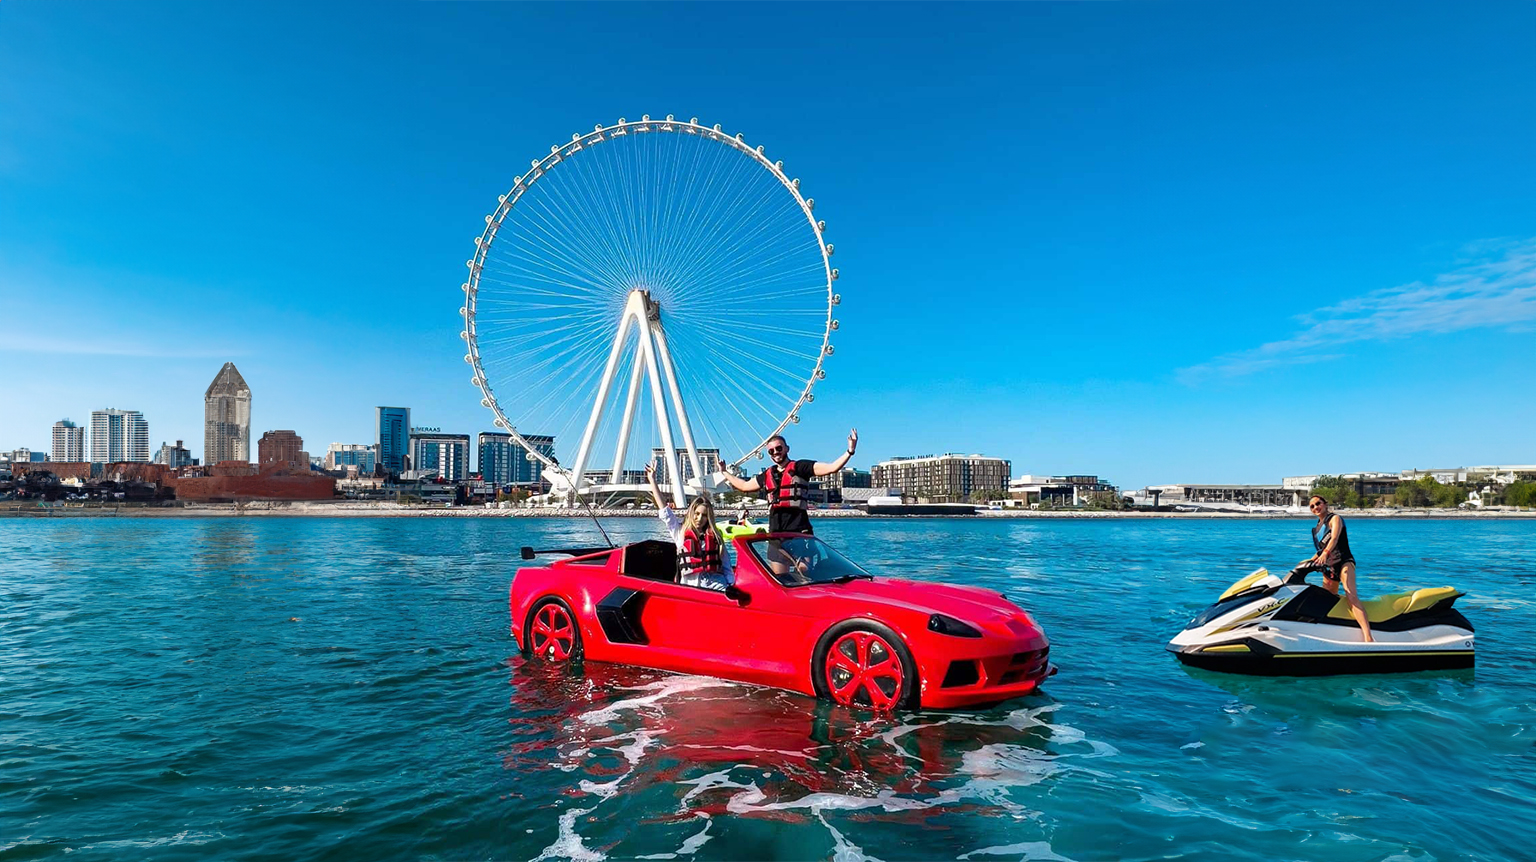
[1312,514,1356,580]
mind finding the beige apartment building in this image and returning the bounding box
[872,454,1011,502]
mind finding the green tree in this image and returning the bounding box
[1505,481,1536,508]
[1395,477,1436,507]
[969,487,1008,503]
[1309,476,1359,508]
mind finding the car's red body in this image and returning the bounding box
[509,534,1052,710]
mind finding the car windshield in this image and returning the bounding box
[744,535,872,586]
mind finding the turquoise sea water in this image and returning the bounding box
[2,517,1533,861]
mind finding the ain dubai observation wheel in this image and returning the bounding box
[459,115,840,505]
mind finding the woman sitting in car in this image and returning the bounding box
[645,464,730,592]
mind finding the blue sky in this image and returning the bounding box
[2,2,1533,488]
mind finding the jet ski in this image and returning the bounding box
[1168,565,1474,676]
[717,519,767,541]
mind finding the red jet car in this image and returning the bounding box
[510,533,1052,710]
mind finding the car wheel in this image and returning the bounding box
[813,621,917,711]
[526,597,582,661]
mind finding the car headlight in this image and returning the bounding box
[928,613,982,638]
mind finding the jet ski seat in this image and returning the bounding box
[1328,587,1462,623]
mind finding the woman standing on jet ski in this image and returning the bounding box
[1304,494,1373,642]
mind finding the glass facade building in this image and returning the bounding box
[410,432,470,482]
[324,443,376,473]
[479,432,554,486]
[376,407,410,473]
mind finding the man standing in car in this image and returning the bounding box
[719,429,858,535]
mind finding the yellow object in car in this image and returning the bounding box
[718,521,767,541]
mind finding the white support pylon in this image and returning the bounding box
[568,289,705,508]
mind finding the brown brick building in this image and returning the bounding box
[258,430,304,467]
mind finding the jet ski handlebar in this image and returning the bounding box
[1283,563,1328,584]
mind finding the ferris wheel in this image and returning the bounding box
[460,115,840,504]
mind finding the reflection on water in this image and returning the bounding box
[504,657,1100,860]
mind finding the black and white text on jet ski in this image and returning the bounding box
[1168,565,1474,676]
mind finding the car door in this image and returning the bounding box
[611,558,801,689]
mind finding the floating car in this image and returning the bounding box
[510,534,1053,710]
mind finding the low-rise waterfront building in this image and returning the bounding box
[816,467,871,502]
[1143,483,1299,507]
[1008,474,1118,506]
[324,443,376,474]
[872,454,1010,502]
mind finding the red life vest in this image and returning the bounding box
[680,527,723,577]
[762,463,806,509]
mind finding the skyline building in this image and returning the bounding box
[376,406,410,474]
[478,432,517,485]
[324,443,376,474]
[90,408,150,463]
[872,453,1011,502]
[477,432,555,486]
[258,430,304,467]
[52,419,86,462]
[204,362,251,465]
[155,440,196,468]
[514,434,555,484]
[650,446,721,488]
[409,430,470,482]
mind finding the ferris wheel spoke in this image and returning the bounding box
[661,169,787,302]
[505,203,631,293]
[514,191,635,292]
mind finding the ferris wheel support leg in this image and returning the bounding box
[569,309,636,499]
[609,355,647,484]
[649,319,707,493]
[636,320,687,508]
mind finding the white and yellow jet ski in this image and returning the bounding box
[1169,565,1474,676]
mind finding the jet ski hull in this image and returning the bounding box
[1171,642,1474,676]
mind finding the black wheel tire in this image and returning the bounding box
[524,597,583,662]
[811,619,919,711]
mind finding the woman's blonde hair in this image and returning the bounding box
[684,495,718,537]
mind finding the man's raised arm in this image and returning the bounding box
[812,429,858,477]
[719,470,761,494]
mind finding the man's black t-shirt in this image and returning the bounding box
[759,459,816,535]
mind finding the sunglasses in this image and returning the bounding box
[768,446,786,455]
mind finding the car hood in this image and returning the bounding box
[799,577,1039,634]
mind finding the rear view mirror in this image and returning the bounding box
[725,585,751,606]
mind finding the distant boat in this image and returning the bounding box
[866,498,976,516]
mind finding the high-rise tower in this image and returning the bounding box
[205,362,252,465]
[52,419,86,462]
[376,407,410,473]
[89,409,150,462]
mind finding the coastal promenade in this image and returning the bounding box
[4,501,1533,519]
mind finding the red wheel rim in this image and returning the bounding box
[530,603,576,660]
[824,631,904,710]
